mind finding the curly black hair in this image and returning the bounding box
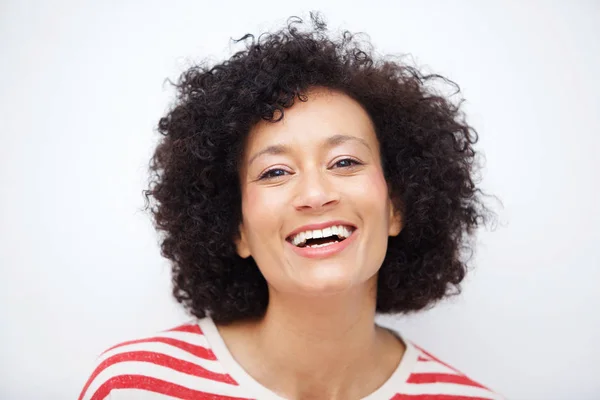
[144,13,493,325]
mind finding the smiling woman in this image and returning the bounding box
[234,89,402,296]
[78,12,500,400]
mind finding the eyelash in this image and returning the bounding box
[258,158,363,181]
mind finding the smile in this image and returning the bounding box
[285,222,358,259]
[288,225,355,248]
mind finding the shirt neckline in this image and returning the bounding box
[198,316,418,400]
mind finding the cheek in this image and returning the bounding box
[242,186,285,234]
[349,168,389,209]
[371,168,389,198]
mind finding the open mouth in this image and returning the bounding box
[286,225,356,248]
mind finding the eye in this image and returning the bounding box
[258,168,289,180]
[332,158,362,169]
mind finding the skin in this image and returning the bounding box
[218,87,406,399]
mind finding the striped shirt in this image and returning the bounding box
[79,317,503,400]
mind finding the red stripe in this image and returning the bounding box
[90,374,253,400]
[78,351,236,400]
[166,324,204,334]
[102,337,217,360]
[392,394,494,400]
[413,345,463,375]
[407,372,489,390]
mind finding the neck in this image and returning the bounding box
[216,275,405,399]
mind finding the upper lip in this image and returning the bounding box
[285,220,357,240]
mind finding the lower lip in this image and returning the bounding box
[286,229,358,259]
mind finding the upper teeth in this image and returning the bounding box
[289,225,353,247]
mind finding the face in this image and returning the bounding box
[235,87,402,296]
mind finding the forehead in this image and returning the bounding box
[244,88,378,155]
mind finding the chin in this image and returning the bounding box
[294,268,367,294]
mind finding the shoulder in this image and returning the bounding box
[398,341,505,400]
[77,320,247,400]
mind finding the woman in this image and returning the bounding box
[79,13,500,400]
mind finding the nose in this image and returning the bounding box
[292,168,340,212]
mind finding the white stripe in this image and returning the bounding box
[97,341,227,374]
[402,381,505,399]
[109,388,177,399]
[81,361,245,400]
[108,388,253,400]
[412,359,461,375]
[102,331,210,353]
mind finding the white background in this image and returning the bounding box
[1,1,599,399]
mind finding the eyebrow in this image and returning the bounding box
[247,134,371,167]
